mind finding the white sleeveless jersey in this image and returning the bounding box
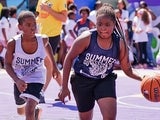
[12,34,46,84]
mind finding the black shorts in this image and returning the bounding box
[14,84,26,108]
[14,83,43,106]
[49,35,60,54]
[70,73,117,112]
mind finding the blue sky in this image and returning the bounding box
[7,0,23,6]
[7,0,28,13]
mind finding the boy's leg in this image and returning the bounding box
[14,83,43,120]
[20,83,43,120]
[35,105,42,120]
[14,84,26,115]
[25,98,39,120]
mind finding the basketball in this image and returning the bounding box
[141,75,160,102]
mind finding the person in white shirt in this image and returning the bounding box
[139,0,157,21]
[117,0,129,22]
[114,9,128,43]
[139,1,157,67]
[57,10,77,69]
[0,7,10,48]
[5,11,61,120]
[88,0,102,25]
[8,6,20,40]
[133,8,149,68]
[132,8,140,64]
[64,10,76,50]
[114,9,134,65]
[56,3,78,70]
[0,7,10,68]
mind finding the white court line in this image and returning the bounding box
[0,92,13,96]
[117,94,160,110]
[0,91,76,103]
[1,91,160,110]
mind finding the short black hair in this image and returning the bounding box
[79,6,90,15]
[67,10,75,18]
[68,3,77,10]
[18,10,35,25]
[96,3,116,23]
[0,7,10,19]
[9,6,17,17]
[139,1,148,8]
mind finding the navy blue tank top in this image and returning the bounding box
[76,19,90,36]
[73,30,120,79]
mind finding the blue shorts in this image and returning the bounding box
[70,72,117,112]
[14,83,43,107]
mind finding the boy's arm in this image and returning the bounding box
[42,36,60,78]
[5,40,19,82]
[5,39,27,92]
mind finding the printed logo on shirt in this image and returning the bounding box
[83,53,116,78]
[78,27,89,36]
[15,57,43,76]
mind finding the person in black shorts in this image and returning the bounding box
[59,3,143,120]
[5,11,60,120]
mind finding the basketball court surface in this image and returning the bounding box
[0,68,160,120]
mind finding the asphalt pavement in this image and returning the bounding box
[1,68,160,120]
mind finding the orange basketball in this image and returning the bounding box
[141,75,160,102]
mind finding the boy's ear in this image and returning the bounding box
[18,24,22,31]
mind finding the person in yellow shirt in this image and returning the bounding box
[36,0,67,103]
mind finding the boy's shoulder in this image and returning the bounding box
[12,34,21,41]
